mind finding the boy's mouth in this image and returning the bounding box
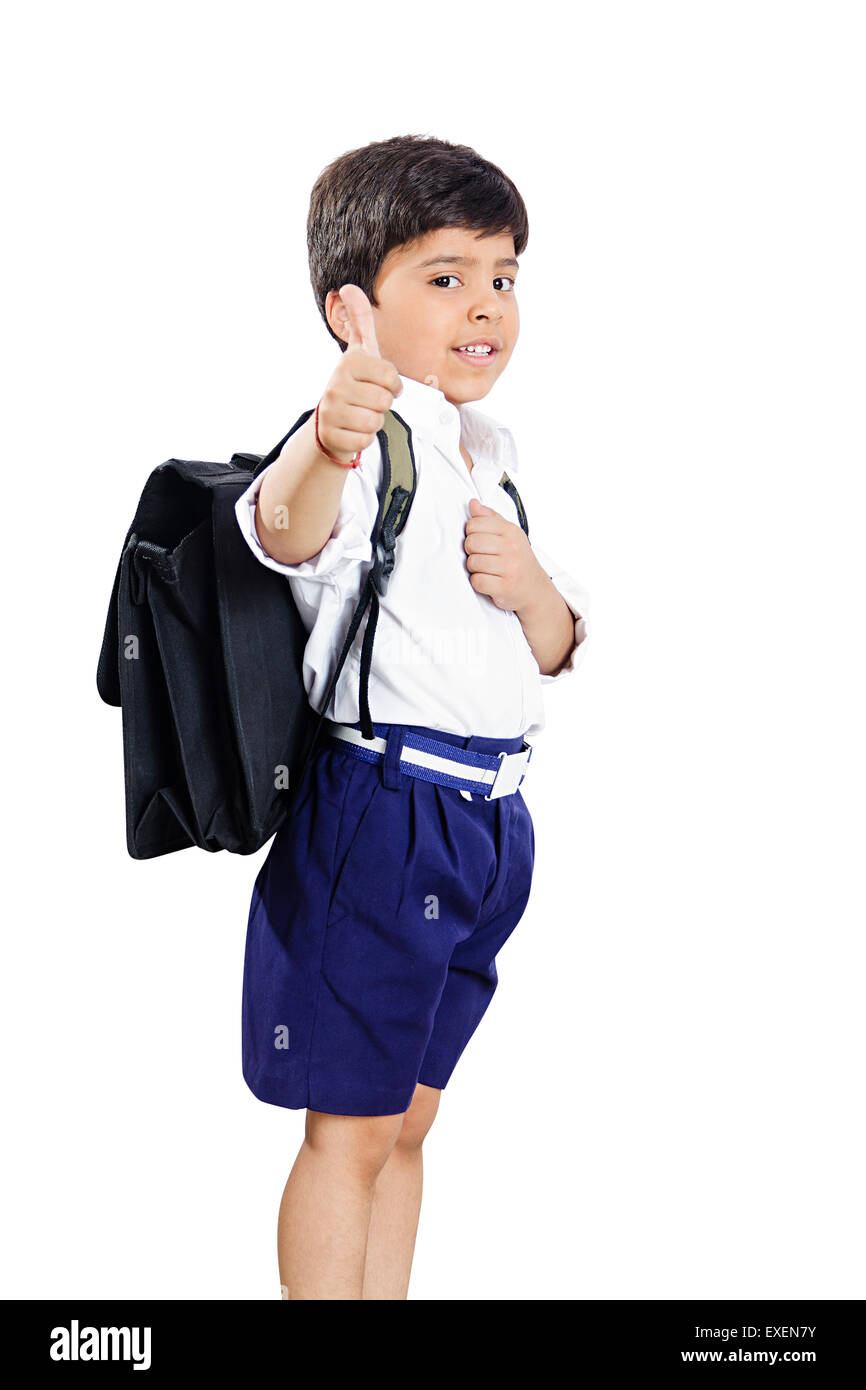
[452,338,501,367]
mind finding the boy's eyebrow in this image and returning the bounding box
[414,253,519,270]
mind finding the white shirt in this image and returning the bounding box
[234,374,590,740]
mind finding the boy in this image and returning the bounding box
[234,135,590,1300]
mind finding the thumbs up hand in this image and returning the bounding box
[339,283,382,357]
[316,284,402,464]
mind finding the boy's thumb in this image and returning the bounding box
[338,284,381,358]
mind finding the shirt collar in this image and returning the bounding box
[392,373,508,467]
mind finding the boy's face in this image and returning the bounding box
[364,226,519,407]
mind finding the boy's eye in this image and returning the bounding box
[429,275,517,291]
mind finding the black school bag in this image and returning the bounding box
[97,407,530,860]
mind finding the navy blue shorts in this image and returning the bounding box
[241,720,535,1116]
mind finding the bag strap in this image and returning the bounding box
[498,471,529,539]
[355,409,415,735]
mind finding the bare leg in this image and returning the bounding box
[361,1083,442,1300]
[278,1108,404,1300]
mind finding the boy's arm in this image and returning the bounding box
[515,571,586,679]
[520,540,590,681]
[235,443,378,588]
[254,284,402,567]
[254,414,354,567]
[483,426,589,681]
[464,498,590,681]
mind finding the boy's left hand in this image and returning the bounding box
[463,498,547,614]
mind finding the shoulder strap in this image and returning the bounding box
[498,471,529,539]
[354,409,416,736]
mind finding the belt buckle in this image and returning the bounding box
[483,742,532,800]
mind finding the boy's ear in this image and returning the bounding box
[325,289,351,348]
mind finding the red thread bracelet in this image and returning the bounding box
[314,400,362,468]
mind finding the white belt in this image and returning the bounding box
[323,720,533,800]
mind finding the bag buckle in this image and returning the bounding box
[484,742,533,800]
[370,539,395,596]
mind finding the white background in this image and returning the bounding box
[1,0,863,1300]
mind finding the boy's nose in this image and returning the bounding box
[470,310,503,327]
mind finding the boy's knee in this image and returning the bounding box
[306,1109,404,1182]
[396,1083,441,1151]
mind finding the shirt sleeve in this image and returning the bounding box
[496,424,590,683]
[233,448,379,584]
